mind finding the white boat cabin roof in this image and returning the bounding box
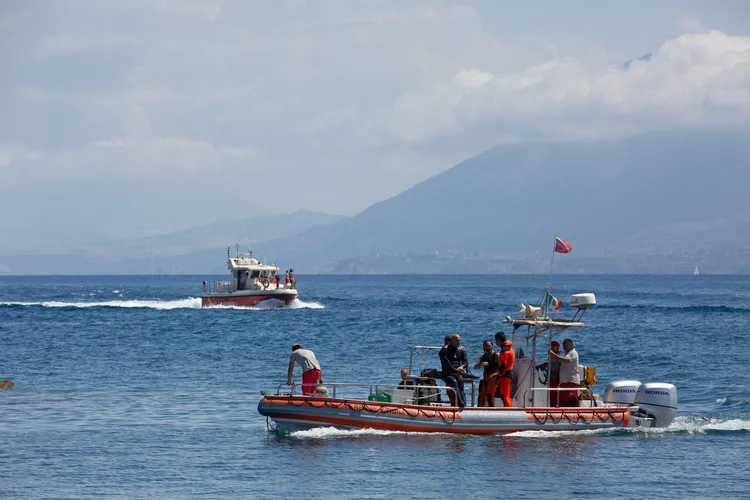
[227,253,278,272]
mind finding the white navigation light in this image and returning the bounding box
[570,293,596,309]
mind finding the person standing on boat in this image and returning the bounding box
[548,338,580,407]
[286,343,323,395]
[494,332,516,407]
[474,339,499,407]
[548,340,562,407]
[439,334,468,408]
[285,269,290,286]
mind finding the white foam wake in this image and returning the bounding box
[203,298,325,310]
[0,298,202,309]
[657,416,750,434]
[287,416,750,440]
[505,416,750,438]
[289,427,436,439]
[0,297,325,311]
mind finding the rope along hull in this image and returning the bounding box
[258,395,631,434]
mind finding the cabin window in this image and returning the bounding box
[250,270,260,279]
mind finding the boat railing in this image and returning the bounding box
[276,382,458,406]
[202,280,234,295]
[521,387,598,408]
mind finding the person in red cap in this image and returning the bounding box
[286,343,323,395]
[549,338,580,407]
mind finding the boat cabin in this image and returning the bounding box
[229,252,279,291]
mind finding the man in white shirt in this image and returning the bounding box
[286,343,323,395]
[548,338,580,407]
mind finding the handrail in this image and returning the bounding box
[274,381,457,404]
[521,387,596,408]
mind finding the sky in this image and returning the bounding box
[1,0,749,252]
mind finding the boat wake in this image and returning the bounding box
[0,297,325,310]
[286,416,750,440]
[506,416,750,438]
[203,298,325,310]
[0,298,202,310]
[289,427,437,439]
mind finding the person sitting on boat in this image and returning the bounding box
[548,338,580,407]
[286,343,323,395]
[439,334,468,408]
[494,332,516,407]
[474,339,500,407]
[397,367,415,389]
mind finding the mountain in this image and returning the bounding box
[0,210,345,274]
[3,130,749,275]
[252,129,750,273]
[623,53,653,68]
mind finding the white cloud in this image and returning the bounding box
[383,30,750,145]
[0,144,44,168]
[1,0,749,249]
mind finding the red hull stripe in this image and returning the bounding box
[202,294,296,307]
[262,396,629,415]
[266,412,623,434]
[261,396,629,430]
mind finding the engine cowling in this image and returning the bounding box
[602,380,641,405]
[633,382,677,427]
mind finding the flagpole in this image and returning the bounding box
[543,234,556,317]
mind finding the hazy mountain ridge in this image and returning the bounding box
[0,210,345,275]
[2,130,748,275]
[250,129,750,272]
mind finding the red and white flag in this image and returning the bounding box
[554,237,572,254]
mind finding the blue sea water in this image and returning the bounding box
[1,274,749,499]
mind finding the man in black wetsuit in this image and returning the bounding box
[439,333,468,407]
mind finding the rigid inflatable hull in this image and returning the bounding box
[258,395,631,434]
[201,290,297,307]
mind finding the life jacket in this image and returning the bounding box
[498,341,516,377]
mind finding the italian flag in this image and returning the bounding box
[543,291,563,312]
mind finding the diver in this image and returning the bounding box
[439,333,468,408]
[474,339,500,407]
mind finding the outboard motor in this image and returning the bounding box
[602,380,642,406]
[633,383,678,427]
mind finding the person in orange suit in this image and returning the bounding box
[494,332,516,407]
[474,339,499,407]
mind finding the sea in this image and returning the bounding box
[1,274,749,499]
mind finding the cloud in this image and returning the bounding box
[383,30,750,145]
[1,0,749,251]
[0,144,44,168]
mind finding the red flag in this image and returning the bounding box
[554,237,572,254]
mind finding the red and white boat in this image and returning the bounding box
[258,289,678,434]
[201,247,298,307]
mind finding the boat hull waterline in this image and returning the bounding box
[201,290,298,307]
[258,395,632,434]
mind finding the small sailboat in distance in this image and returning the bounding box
[693,265,699,276]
